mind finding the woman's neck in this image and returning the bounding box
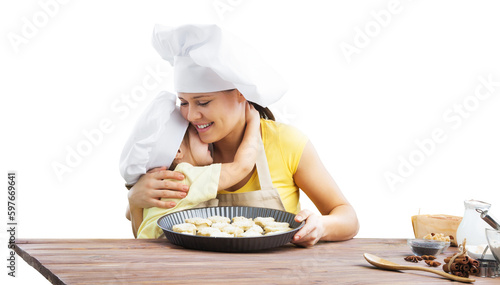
[213,119,246,163]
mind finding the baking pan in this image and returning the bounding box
[157,206,305,252]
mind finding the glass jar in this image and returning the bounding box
[456,199,492,246]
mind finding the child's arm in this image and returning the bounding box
[126,192,144,238]
[218,103,260,190]
[129,204,143,238]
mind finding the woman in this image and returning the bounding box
[125,24,359,247]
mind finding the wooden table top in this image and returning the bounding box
[15,238,499,284]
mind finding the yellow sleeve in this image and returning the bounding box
[137,163,221,239]
[275,121,309,175]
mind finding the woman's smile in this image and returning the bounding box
[194,122,214,133]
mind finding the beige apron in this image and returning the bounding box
[196,136,286,211]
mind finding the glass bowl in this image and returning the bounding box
[486,229,500,263]
[407,239,449,256]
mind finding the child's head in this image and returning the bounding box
[170,125,213,170]
[120,91,190,185]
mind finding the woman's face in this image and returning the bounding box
[178,90,246,144]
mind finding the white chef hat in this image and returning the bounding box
[119,91,188,185]
[151,24,287,107]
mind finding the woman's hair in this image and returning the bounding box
[223,89,275,121]
[250,102,275,121]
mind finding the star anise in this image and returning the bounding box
[425,260,441,267]
[421,255,436,260]
[404,255,422,263]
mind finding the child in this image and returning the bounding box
[129,102,261,238]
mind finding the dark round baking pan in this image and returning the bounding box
[157,206,304,252]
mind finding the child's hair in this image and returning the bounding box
[168,130,190,171]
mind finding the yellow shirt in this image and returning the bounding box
[219,119,309,214]
[137,162,221,239]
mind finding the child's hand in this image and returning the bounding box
[245,102,260,125]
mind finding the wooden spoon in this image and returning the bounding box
[363,253,475,283]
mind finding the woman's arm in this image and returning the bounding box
[217,103,260,190]
[292,141,359,247]
[126,167,189,213]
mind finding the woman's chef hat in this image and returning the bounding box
[119,91,188,185]
[152,24,287,107]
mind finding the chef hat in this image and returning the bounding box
[119,91,188,185]
[152,24,287,107]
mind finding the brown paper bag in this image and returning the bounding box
[412,214,462,246]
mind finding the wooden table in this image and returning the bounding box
[15,238,499,284]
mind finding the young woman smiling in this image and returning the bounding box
[123,24,359,247]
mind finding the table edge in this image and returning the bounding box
[15,243,65,285]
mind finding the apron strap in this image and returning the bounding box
[255,133,274,191]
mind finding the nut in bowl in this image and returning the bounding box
[407,239,449,256]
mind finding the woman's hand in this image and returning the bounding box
[128,166,189,210]
[292,209,326,247]
[293,141,360,243]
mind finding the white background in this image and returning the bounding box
[1,0,500,284]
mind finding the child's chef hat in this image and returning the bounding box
[152,24,287,107]
[119,91,188,185]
